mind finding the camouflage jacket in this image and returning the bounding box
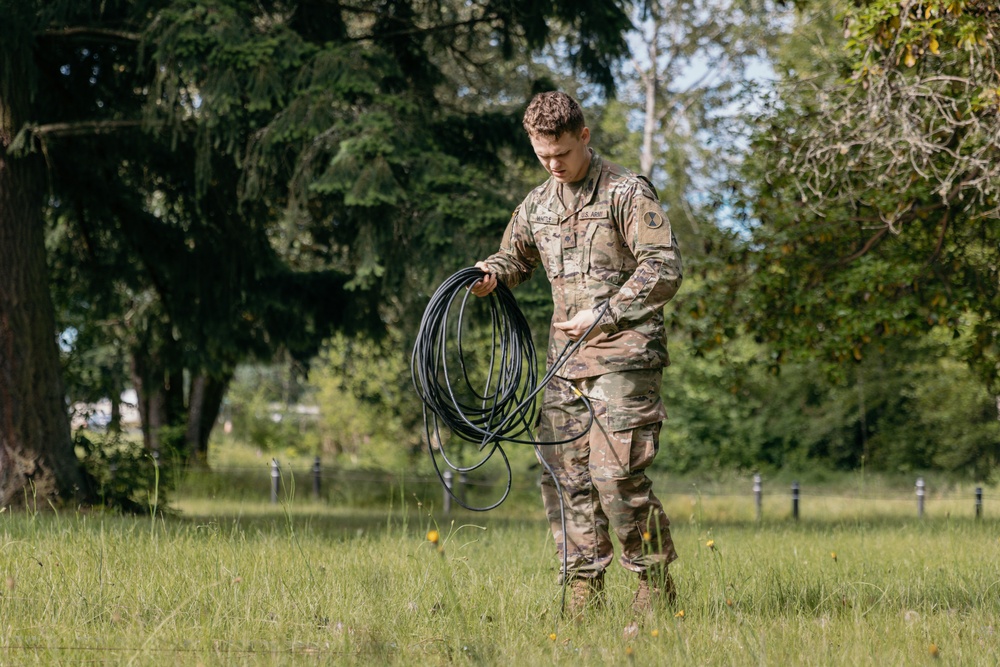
[484,151,683,379]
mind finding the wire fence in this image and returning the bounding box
[181,458,1000,522]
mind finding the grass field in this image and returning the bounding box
[2,471,1000,665]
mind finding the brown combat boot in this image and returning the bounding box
[632,567,676,615]
[565,573,605,618]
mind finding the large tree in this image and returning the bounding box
[0,3,95,506]
[1,0,639,504]
[740,0,1000,392]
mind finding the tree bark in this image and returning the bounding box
[0,53,88,507]
[184,372,230,466]
[129,333,184,456]
[639,30,659,178]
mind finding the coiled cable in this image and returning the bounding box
[411,266,608,607]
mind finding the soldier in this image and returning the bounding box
[471,91,684,617]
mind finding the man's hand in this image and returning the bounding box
[470,261,497,297]
[553,308,600,342]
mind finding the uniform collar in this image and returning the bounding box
[537,150,602,221]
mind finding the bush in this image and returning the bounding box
[75,432,173,513]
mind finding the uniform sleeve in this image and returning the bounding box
[598,181,683,335]
[481,200,539,290]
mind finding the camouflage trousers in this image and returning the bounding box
[536,370,677,581]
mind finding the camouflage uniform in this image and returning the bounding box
[483,151,683,579]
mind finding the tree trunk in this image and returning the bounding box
[0,56,88,506]
[130,333,185,456]
[640,34,659,178]
[109,391,122,434]
[184,372,230,466]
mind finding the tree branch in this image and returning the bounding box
[25,120,148,138]
[838,226,890,265]
[922,208,951,271]
[39,27,141,42]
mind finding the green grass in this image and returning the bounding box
[2,476,1000,666]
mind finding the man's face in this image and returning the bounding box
[529,127,591,184]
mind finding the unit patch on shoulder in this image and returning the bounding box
[644,211,664,229]
[635,199,672,247]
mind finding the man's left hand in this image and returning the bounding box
[553,309,601,342]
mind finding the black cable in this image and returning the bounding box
[410,266,608,611]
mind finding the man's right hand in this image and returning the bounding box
[470,261,497,297]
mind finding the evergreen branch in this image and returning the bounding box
[346,17,496,42]
[338,2,497,42]
[39,27,141,42]
[25,120,149,138]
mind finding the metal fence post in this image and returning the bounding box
[976,486,983,519]
[916,477,925,518]
[753,474,762,522]
[443,470,453,515]
[312,456,322,500]
[271,459,280,504]
[791,481,800,521]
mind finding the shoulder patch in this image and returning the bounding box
[635,198,672,247]
[643,210,665,229]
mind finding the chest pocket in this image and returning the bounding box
[529,211,562,279]
[581,206,628,280]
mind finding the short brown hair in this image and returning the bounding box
[522,92,585,138]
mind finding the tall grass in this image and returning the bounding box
[2,475,999,665]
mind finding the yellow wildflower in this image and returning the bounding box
[426,530,439,544]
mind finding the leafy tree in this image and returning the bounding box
[659,0,1000,476]
[605,0,785,256]
[311,331,418,469]
[741,0,1000,393]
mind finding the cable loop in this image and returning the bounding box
[411,266,605,512]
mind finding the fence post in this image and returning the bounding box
[443,470,453,515]
[753,473,762,522]
[312,456,322,500]
[916,477,925,518]
[791,481,800,521]
[271,459,280,504]
[976,486,983,519]
[459,471,468,504]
